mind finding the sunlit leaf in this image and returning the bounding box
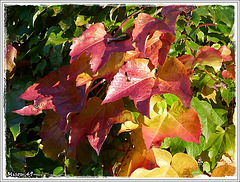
[69,23,134,73]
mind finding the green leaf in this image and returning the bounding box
[186,40,200,52]
[185,136,205,158]
[191,97,216,142]
[75,15,90,26]
[211,108,228,126]
[160,137,186,156]
[215,5,234,28]
[50,5,63,15]
[220,85,235,107]
[33,7,45,26]
[33,59,47,75]
[217,23,231,34]
[29,35,40,48]
[197,31,205,42]
[10,140,41,172]
[10,124,20,141]
[191,11,200,26]
[203,161,211,174]
[53,166,64,176]
[121,18,134,33]
[207,35,219,43]
[194,7,210,16]
[224,125,235,158]
[10,150,26,173]
[25,149,59,174]
[191,167,203,177]
[46,31,68,46]
[30,53,41,64]
[163,93,180,107]
[204,126,225,162]
[59,18,72,32]
[50,52,62,69]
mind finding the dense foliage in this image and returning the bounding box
[5,4,236,178]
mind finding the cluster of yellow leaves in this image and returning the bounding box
[114,129,198,178]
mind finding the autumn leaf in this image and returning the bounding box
[69,23,134,73]
[141,99,201,150]
[115,128,158,176]
[219,45,232,62]
[211,154,236,177]
[194,46,223,72]
[96,52,126,82]
[178,54,195,70]
[69,97,133,155]
[117,129,198,177]
[130,149,198,178]
[102,59,156,118]
[5,45,17,73]
[13,66,86,131]
[222,65,235,82]
[103,57,192,118]
[156,57,192,108]
[161,5,195,34]
[132,13,175,65]
[178,46,223,72]
[38,110,67,160]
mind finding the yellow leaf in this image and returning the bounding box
[152,148,172,167]
[171,153,198,177]
[130,167,179,178]
[118,120,139,134]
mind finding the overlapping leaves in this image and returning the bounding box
[11,5,236,178]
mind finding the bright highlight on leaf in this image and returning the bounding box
[117,129,198,177]
[103,57,192,118]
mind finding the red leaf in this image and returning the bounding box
[69,23,134,73]
[103,57,192,118]
[161,5,195,33]
[132,13,174,65]
[222,65,235,82]
[156,57,192,108]
[145,31,176,65]
[178,54,195,70]
[102,59,156,117]
[13,66,86,131]
[69,97,133,155]
[5,45,17,73]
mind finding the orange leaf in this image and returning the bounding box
[142,99,201,150]
[211,154,236,177]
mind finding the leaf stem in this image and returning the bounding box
[87,79,106,94]
[198,23,217,28]
[203,68,218,82]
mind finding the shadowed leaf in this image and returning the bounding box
[69,97,133,155]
